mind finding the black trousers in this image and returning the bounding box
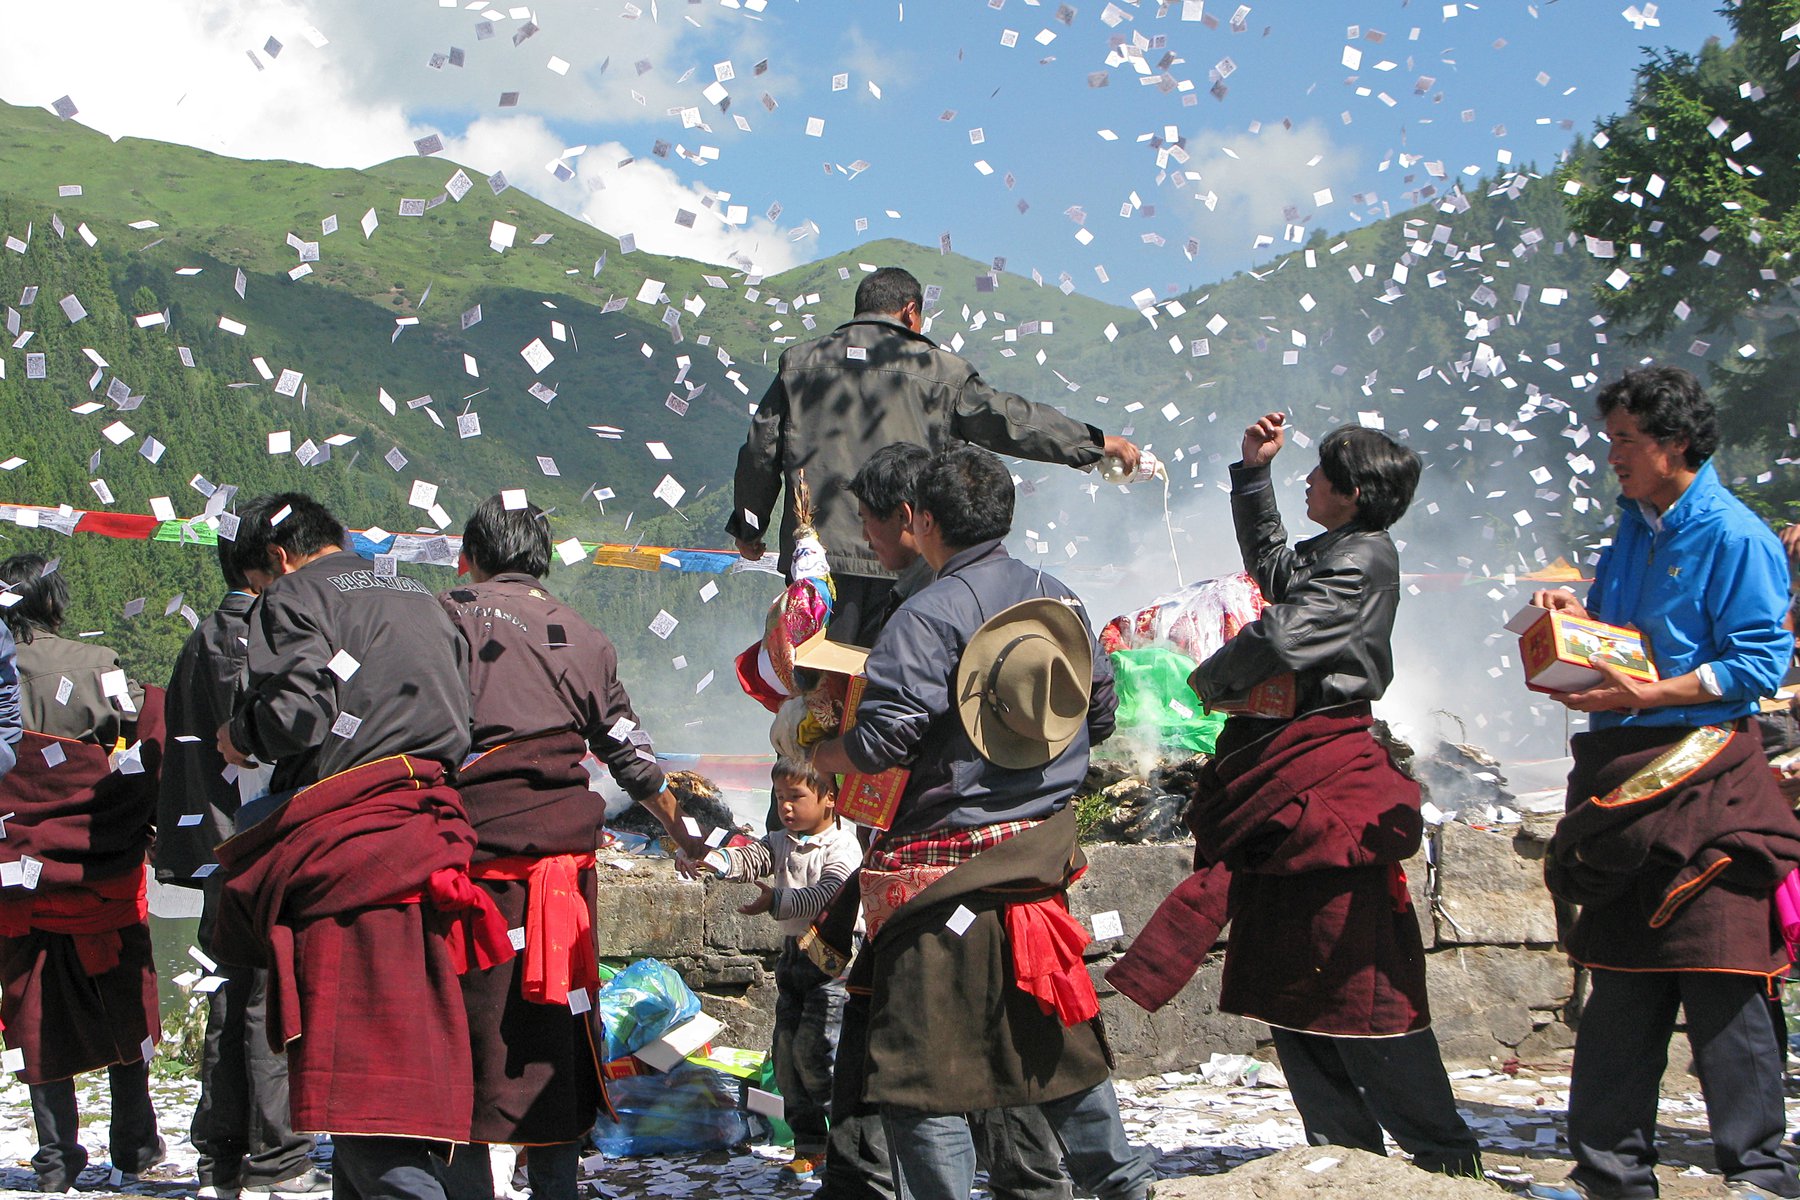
[332,1137,451,1200]
[441,1142,577,1200]
[774,944,848,1156]
[1567,969,1800,1198]
[28,1061,160,1185]
[195,883,313,1188]
[1270,1026,1482,1176]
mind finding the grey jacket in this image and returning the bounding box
[728,315,1106,578]
[12,630,145,745]
[842,539,1116,836]
[230,552,470,793]
[1190,462,1400,714]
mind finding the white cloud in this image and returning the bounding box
[0,0,802,275]
[0,0,430,166]
[1173,121,1359,250]
[448,117,803,276]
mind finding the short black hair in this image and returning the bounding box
[1317,427,1421,531]
[916,445,1015,549]
[848,443,932,519]
[1595,365,1718,469]
[234,492,347,574]
[462,494,552,578]
[217,518,261,591]
[771,756,834,797]
[0,553,67,643]
[855,266,922,318]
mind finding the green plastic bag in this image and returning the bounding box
[751,1051,795,1147]
[1109,646,1225,755]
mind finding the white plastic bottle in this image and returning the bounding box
[1100,450,1162,484]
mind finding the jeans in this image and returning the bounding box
[775,942,848,1156]
[441,1142,577,1200]
[1567,969,1799,1198]
[1270,1027,1482,1176]
[822,992,895,1200]
[973,1106,1068,1200]
[28,1062,161,1186]
[331,1137,450,1200]
[194,882,313,1188]
[883,1081,1152,1200]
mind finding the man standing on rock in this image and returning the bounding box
[213,493,510,1200]
[438,495,704,1200]
[1529,367,1799,1200]
[810,446,1153,1200]
[728,265,1142,646]
[157,512,321,1198]
[1108,414,1482,1179]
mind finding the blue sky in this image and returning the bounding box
[0,1,1732,301]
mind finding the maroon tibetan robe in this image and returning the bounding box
[1548,720,1800,978]
[456,730,608,1145]
[1109,702,1429,1037]
[214,755,509,1142]
[0,690,165,1084]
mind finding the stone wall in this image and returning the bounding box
[593,816,1577,1077]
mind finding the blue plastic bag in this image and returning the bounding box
[591,1063,754,1157]
[598,958,703,1063]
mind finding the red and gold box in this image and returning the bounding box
[835,675,910,830]
[1504,605,1658,694]
[1204,672,1297,718]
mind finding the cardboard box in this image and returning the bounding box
[835,674,910,830]
[791,635,910,830]
[1204,672,1297,718]
[1504,605,1658,694]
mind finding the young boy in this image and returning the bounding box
[682,758,861,1180]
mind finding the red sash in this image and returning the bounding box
[469,853,599,1005]
[0,868,147,976]
[380,868,516,976]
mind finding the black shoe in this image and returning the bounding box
[32,1147,88,1193]
[243,1167,334,1197]
[118,1136,169,1179]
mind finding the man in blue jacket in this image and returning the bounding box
[1529,366,1799,1200]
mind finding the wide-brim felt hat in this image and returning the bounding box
[956,597,1094,770]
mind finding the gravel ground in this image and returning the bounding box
[0,1052,1784,1199]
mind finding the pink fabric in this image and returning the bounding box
[1777,869,1800,962]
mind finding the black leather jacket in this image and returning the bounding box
[728,315,1105,579]
[1190,462,1400,714]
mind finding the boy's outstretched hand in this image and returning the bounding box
[1241,412,1287,467]
[738,881,776,916]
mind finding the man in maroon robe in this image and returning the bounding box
[435,495,703,1200]
[0,555,165,1192]
[213,494,506,1200]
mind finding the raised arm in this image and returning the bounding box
[1229,414,1299,599]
